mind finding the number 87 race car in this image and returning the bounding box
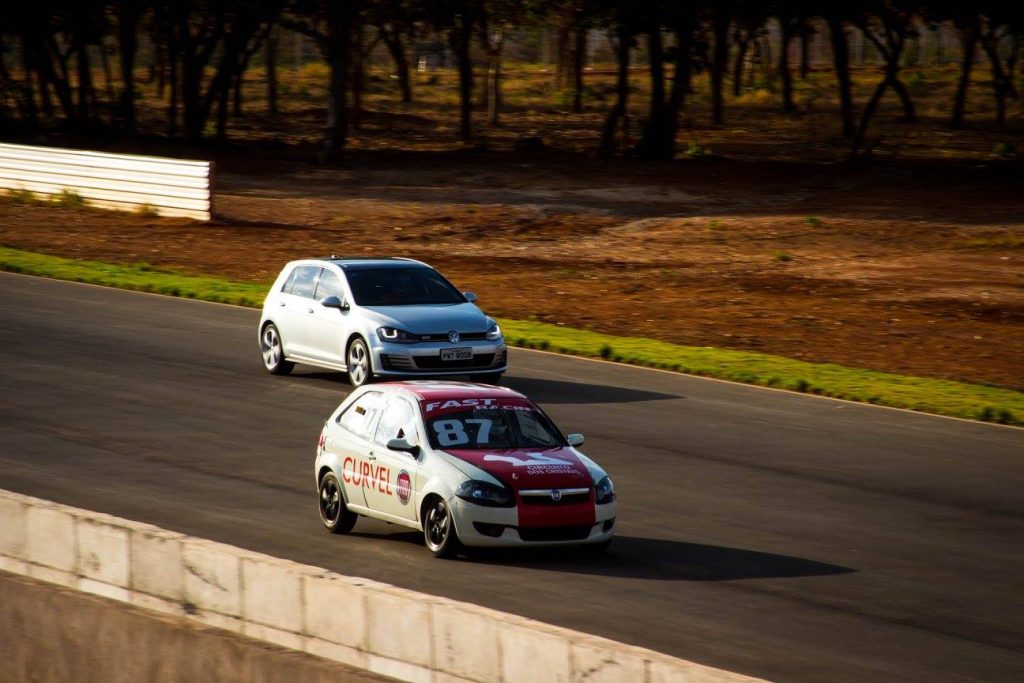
[315,381,616,557]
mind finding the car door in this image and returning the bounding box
[366,395,421,522]
[276,265,321,357]
[304,267,351,366]
[327,390,386,510]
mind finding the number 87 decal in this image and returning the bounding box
[433,418,492,446]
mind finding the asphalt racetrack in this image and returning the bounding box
[1,272,1022,682]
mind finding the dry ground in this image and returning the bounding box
[2,151,1021,390]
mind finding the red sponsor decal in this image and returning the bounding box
[396,470,412,505]
[342,456,393,496]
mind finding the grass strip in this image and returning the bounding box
[2,246,1021,426]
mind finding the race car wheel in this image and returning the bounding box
[318,473,357,534]
[346,337,375,388]
[261,323,294,375]
[476,372,502,386]
[423,496,461,558]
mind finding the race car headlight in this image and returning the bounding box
[485,323,502,341]
[595,476,616,505]
[377,326,418,343]
[455,480,514,507]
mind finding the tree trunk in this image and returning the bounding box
[351,23,364,130]
[980,32,1012,127]
[572,24,586,113]
[489,53,502,125]
[75,41,94,122]
[266,27,278,114]
[321,34,351,162]
[451,16,475,142]
[827,14,854,138]
[799,20,810,80]
[118,3,141,132]
[710,8,729,124]
[599,24,631,158]
[381,29,411,103]
[167,37,178,136]
[733,35,749,97]
[851,75,891,155]
[779,19,795,112]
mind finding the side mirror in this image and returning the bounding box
[567,433,584,447]
[321,295,349,311]
[463,291,478,304]
[387,437,420,457]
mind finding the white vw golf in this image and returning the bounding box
[315,381,617,557]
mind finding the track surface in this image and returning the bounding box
[2,273,1022,682]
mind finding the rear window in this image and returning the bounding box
[337,391,385,440]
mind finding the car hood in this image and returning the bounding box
[361,303,490,334]
[441,447,592,491]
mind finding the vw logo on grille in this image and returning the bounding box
[448,330,460,344]
[550,489,562,502]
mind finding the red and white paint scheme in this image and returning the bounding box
[314,381,616,557]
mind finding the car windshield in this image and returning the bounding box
[345,267,465,306]
[425,406,565,450]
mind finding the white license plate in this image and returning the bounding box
[441,348,473,362]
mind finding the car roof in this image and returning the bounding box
[326,257,429,271]
[379,381,527,403]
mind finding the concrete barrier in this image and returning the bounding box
[0,143,212,220]
[0,489,767,683]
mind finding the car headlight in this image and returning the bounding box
[455,480,514,507]
[595,476,616,505]
[377,326,419,343]
[486,323,502,341]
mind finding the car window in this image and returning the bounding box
[280,267,300,293]
[315,269,343,301]
[425,405,564,449]
[345,267,465,306]
[337,391,385,440]
[286,266,321,299]
[374,397,418,448]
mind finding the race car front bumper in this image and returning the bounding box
[449,496,617,548]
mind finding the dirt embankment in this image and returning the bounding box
[1,153,1021,389]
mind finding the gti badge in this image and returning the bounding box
[448,330,460,344]
[550,489,562,502]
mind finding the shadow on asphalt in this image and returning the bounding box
[286,370,680,405]
[348,530,854,581]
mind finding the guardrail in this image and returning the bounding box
[0,489,766,683]
[0,143,212,221]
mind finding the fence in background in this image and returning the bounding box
[0,143,212,221]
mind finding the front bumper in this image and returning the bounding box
[449,496,617,548]
[371,338,508,376]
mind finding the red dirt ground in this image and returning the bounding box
[1,150,1021,390]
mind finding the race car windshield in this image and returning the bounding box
[426,407,566,450]
[346,267,465,306]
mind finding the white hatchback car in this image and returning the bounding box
[259,258,507,386]
[315,382,617,557]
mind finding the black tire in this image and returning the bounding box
[423,496,461,558]
[475,372,502,385]
[318,473,357,534]
[346,337,375,388]
[260,323,294,375]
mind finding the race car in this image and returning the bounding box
[314,381,616,557]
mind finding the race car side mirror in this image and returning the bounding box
[463,291,478,303]
[387,437,420,457]
[567,433,584,447]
